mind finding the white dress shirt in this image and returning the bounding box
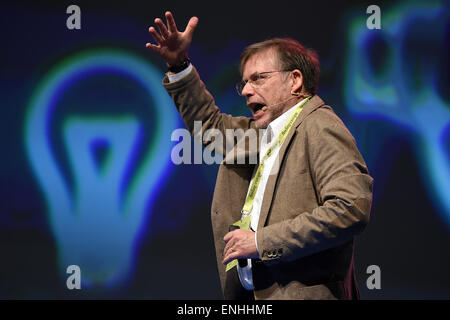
[237,99,306,290]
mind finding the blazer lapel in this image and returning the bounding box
[257,95,325,229]
[222,127,261,166]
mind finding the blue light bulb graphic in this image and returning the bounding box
[25,49,178,287]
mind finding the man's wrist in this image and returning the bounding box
[167,63,193,82]
[167,57,191,73]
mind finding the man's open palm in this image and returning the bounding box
[146,11,198,66]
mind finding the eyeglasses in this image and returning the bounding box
[236,70,291,96]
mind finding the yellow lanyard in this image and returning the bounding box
[226,96,310,272]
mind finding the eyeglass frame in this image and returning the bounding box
[235,70,292,96]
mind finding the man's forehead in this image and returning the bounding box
[242,49,278,76]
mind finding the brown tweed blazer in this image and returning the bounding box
[163,67,373,300]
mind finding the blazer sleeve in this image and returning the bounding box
[256,107,373,264]
[163,66,257,156]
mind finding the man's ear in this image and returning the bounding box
[290,69,303,94]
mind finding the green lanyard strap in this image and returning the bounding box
[226,96,310,272]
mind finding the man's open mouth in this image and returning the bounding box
[249,103,266,114]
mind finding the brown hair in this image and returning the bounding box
[239,38,320,95]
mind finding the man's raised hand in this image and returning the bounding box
[146,11,198,67]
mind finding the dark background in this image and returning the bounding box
[1,0,449,299]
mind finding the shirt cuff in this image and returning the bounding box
[167,63,193,83]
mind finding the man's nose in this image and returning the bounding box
[241,81,254,97]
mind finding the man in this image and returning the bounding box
[146,12,373,300]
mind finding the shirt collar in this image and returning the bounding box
[265,98,307,143]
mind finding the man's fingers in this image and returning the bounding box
[223,238,235,255]
[165,11,178,33]
[148,26,164,45]
[154,18,169,38]
[223,230,234,243]
[223,251,238,265]
[185,16,199,37]
[223,244,239,265]
[223,236,239,263]
[146,13,197,66]
[145,42,160,54]
[222,229,258,264]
